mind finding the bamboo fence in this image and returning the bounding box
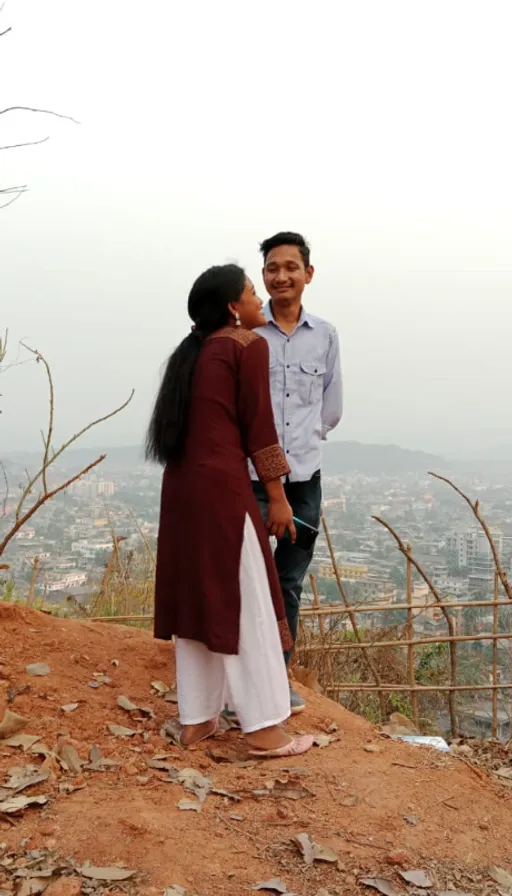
[87,485,512,739]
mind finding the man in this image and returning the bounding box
[252,231,343,713]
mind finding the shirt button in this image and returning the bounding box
[286,393,290,398]
[286,422,290,426]
[286,364,290,369]
[286,450,290,454]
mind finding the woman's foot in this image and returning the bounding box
[245,724,291,753]
[179,718,218,747]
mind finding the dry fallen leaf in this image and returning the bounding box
[164,689,179,704]
[253,777,313,801]
[0,711,28,740]
[146,758,179,773]
[4,766,49,792]
[253,880,289,893]
[340,795,358,807]
[163,887,189,896]
[361,878,397,896]
[25,663,50,677]
[364,744,381,754]
[57,743,84,776]
[489,866,512,890]
[399,870,433,888]
[152,680,169,695]
[160,718,183,746]
[80,863,135,881]
[177,768,211,803]
[495,767,512,780]
[2,734,40,751]
[17,878,52,896]
[107,723,137,738]
[60,703,79,714]
[177,798,202,813]
[117,695,139,712]
[293,833,339,865]
[0,794,48,814]
[313,734,335,748]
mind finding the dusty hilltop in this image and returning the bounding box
[1,601,512,896]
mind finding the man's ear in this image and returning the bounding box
[305,265,315,285]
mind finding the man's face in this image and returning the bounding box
[262,245,314,305]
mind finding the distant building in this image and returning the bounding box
[98,481,116,496]
[447,528,503,582]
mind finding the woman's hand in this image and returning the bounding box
[267,498,296,542]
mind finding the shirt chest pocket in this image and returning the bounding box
[299,360,327,405]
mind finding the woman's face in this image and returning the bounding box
[232,278,267,329]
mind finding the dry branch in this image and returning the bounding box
[372,514,458,736]
[0,344,134,557]
[0,106,80,124]
[428,471,512,599]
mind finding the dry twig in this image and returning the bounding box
[428,471,512,600]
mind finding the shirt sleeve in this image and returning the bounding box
[237,336,290,483]
[322,327,343,439]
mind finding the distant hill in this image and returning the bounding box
[4,440,450,477]
[321,440,449,475]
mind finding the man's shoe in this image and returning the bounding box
[290,686,306,715]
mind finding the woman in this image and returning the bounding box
[147,263,314,758]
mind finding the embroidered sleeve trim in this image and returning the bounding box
[252,444,290,483]
[208,327,259,347]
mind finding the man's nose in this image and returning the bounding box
[274,269,287,283]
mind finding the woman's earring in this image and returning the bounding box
[235,312,241,327]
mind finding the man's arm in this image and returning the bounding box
[322,327,342,439]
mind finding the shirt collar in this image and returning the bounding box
[263,300,315,329]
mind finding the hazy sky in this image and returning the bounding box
[2,0,512,459]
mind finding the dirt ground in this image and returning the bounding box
[1,602,512,896]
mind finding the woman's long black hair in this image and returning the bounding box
[145,263,246,465]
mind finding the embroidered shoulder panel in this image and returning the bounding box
[208,327,260,348]
[251,443,290,483]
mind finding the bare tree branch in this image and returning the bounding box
[0,106,80,124]
[21,345,54,494]
[0,191,25,210]
[0,27,11,37]
[0,455,106,556]
[428,471,512,600]
[0,137,50,150]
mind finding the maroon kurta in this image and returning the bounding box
[154,327,292,655]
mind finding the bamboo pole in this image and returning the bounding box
[310,573,332,681]
[492,571,500,738]
[405,548,419,728]
[303,630,512,651]
[26,556,40,609]
[88,596,512,623]
[325,682,512,694]
[321,511,387,720]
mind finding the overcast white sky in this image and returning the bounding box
[2,0,512,459]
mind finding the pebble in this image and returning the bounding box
[387,849,409,866]
[123,762,139,776]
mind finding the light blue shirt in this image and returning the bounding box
[249,301,343,483]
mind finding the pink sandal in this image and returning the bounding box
[247,734,314,759]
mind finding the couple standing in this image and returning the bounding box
[147,232,342,759]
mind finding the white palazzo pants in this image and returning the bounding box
[176,514,291,734]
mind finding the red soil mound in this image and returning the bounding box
[0,602,511,895]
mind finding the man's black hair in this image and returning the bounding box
[259,231,311,268]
